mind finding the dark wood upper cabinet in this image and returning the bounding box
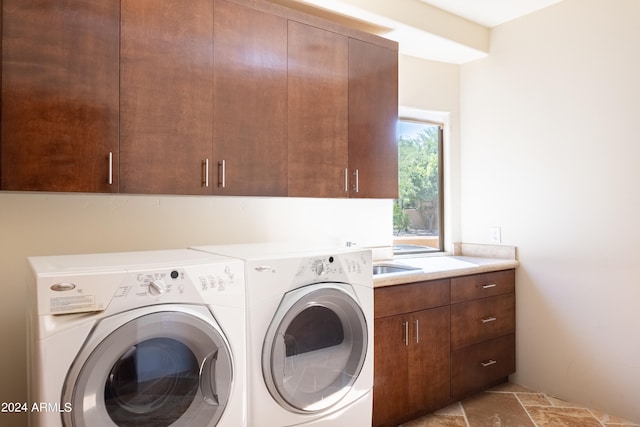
[287,21,349,198]
[119,0,214,195]
[348,38,399,199]
[1,0,119,192]
[1,0,397,198]
[212,0,288,196]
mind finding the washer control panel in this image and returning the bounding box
[41,260,245,316]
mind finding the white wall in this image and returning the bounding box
[460,0,640,422]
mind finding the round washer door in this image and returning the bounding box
[262,283,367,413]
[62,305,233,427]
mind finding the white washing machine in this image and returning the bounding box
[191,243,373,427]
[27,249,246,427]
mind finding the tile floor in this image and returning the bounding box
[401,383,639,427]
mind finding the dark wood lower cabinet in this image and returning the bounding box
[373,270,516,427]
[373,280,451,427]
[407,307,451,415]
[373,307,450,427]
[451,334,516,398]
[373,315,410,425]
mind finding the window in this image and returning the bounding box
[394,118,444,255]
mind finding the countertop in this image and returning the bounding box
[373,243,519,288]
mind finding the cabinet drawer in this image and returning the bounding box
[375,279,450,319]
[451,334,515,399]
[451,269,515,304]
[451,293,515,349]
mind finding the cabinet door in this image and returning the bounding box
[373,315,409,427]
[287,21,349,198]
[120,0,213,195]
[348,38,398,198]
[374,306,451,426]
[1,0,119,192]
[213,0,288,196]
[408,306,451,415]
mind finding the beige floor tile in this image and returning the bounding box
[434,402,464,417]
[546,396,585,408]
[401,414,467,427]
[403,382,640,427]
[591,408,640,426]
[526,406,602,427]
[463,392,535,427]
[488,382,536,393]
[516,392,553,407]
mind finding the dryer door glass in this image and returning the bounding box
[63,308,233,427]
[263,285,367,413]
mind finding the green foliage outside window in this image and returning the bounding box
[394,124,440,235]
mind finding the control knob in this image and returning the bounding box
[312,260,325,276]
[148,280,167,296]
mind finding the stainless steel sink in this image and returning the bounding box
[373,264,422,275]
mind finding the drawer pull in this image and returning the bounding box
[482,283,497,289]
[481,359,497,367]
[481,316,497,324]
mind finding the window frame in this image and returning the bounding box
[394,114,445,255]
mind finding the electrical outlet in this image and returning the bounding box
[490,226,502,243]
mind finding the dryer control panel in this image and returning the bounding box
[293,249,372,288]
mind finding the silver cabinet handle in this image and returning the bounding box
[482,283,497,289]
[218,160,226,188]
[403,321,409,346]
[481,316,497,324]
[344,168,348,192]
[203,159,209,187]
[481,359,497,367]
[107,152,113,185]
[414,319,419,343]
[354,169,359,192]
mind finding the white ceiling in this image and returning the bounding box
[418,0,565,28]
[291,0,565,63]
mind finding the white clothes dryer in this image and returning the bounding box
[27,249,246,427]
[191,243,373,427]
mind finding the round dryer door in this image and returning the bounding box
[62,305,233,427]
[262,283,367,413]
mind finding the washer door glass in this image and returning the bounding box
[263,284,367,413]
[63,307,233,427]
